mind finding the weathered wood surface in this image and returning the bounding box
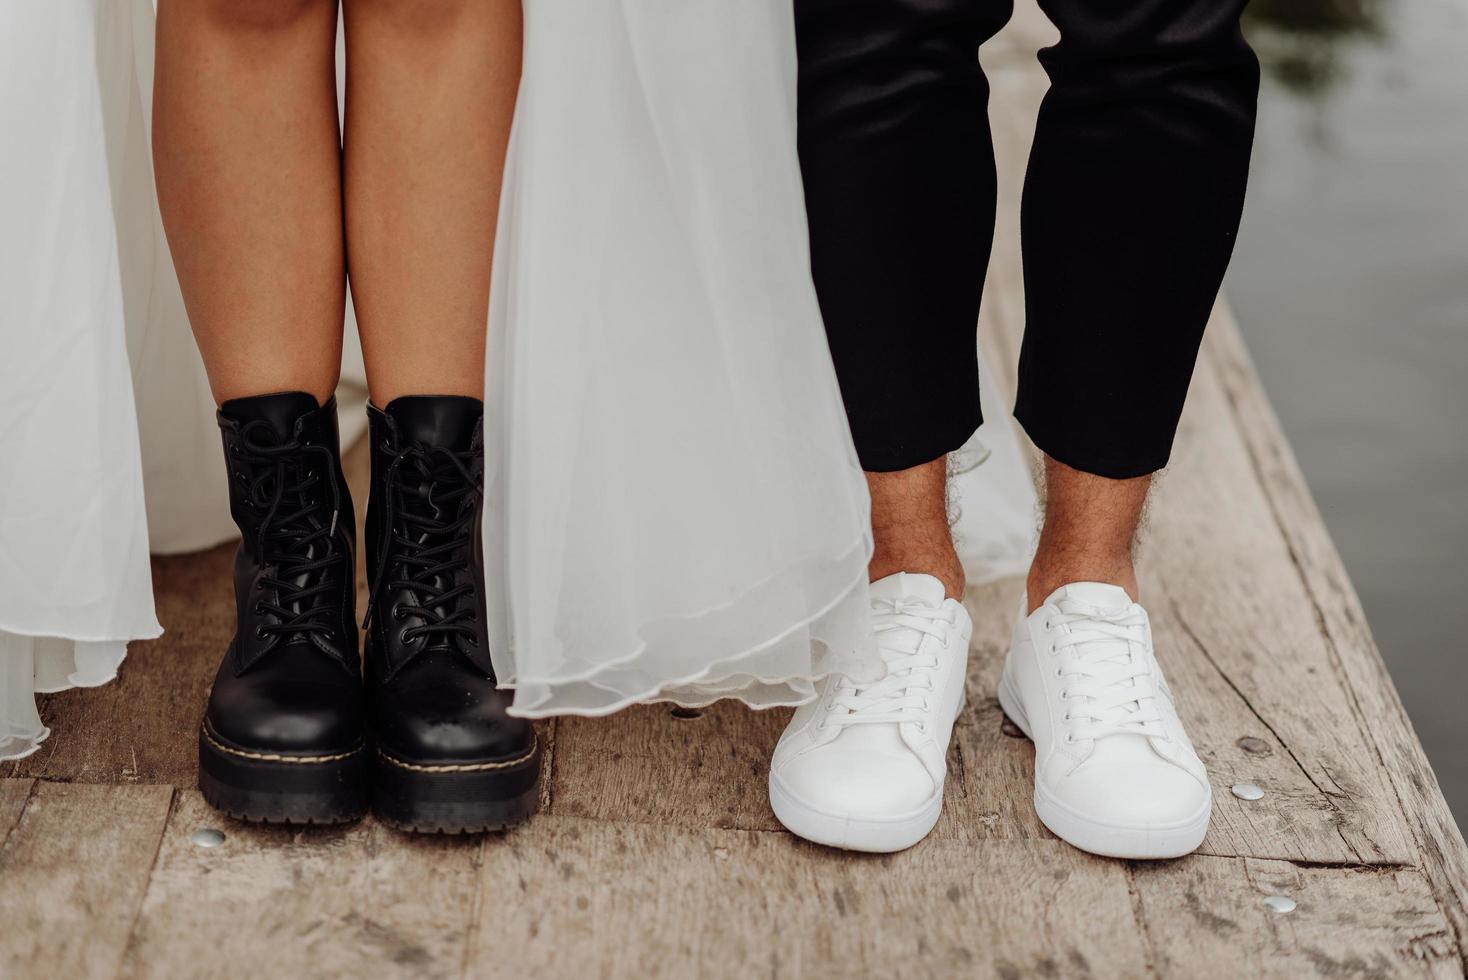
[1205,317,1468,956]
[1133,857,1461,979]
[3,2,1464,977]
[120,790,484,980]
[0,782,172,978]
[470,820,1151,978]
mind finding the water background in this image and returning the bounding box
[1229,0,1468,817]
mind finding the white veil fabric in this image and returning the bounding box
[0,0,1037,749]
[0,1,161,759]
[483,1,882,715]
[482,0,1037,717]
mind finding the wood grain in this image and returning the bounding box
[0,777,34,844]
[0,782,172,978]
[120,791,482,980]
[1143,349,1414,865]
[549,700,790,831]
[467,817,1150,979]
[1205,317,1468,955]
[1133,855,1460,979]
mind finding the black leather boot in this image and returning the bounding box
[199,392,369,824]
[364,396,540,833]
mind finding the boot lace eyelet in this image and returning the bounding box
[254,626,266,639]
[391,604,405,620]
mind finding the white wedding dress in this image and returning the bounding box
[0,0,1036,752]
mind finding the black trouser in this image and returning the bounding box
[795,0,1259,478]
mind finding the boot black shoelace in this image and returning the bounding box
[363,443,481,650]
[234,422,344,642]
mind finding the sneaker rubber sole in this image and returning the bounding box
[768,770,944,853]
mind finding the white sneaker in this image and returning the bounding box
[998,582,1211,859]
[768,572,972,853]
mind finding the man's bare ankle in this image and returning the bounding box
[870,557,965,601]
[865,457,965,599]
[1025,561,1138,613]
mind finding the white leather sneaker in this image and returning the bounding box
[998,582,1211,859]
[768,572,972,853]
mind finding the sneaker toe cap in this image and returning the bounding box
[1051,761,1209,827]
[777,746,937,818]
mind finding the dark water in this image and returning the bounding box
[1229,0,1468,817]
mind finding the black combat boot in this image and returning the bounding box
[364,396,540,833]
[199,392,369,824]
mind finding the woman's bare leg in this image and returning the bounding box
[341,0,522,404]
[153,0,345,405]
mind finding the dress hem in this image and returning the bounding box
[505,533,877,720]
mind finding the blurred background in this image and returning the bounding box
[1229,0,1468,817]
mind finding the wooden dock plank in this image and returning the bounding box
[1132,856,1460,979]
[1205,319,1468,955]
[1145,351,1414,865]
[549,701,789,832]
[0,777,34,843]
[120,791,482,980]
[0,782,172,978]
[940,579,1054,844]
[466,817,1150,978]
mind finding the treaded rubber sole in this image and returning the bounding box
[997,670,1211,860]
[372,736,541,835]
[198,725,370,826]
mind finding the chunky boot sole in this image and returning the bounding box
[372,736,541,834]
[198,725,370,825]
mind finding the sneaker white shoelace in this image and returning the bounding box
[824,599,954,732]
[1046,605,1166,743]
